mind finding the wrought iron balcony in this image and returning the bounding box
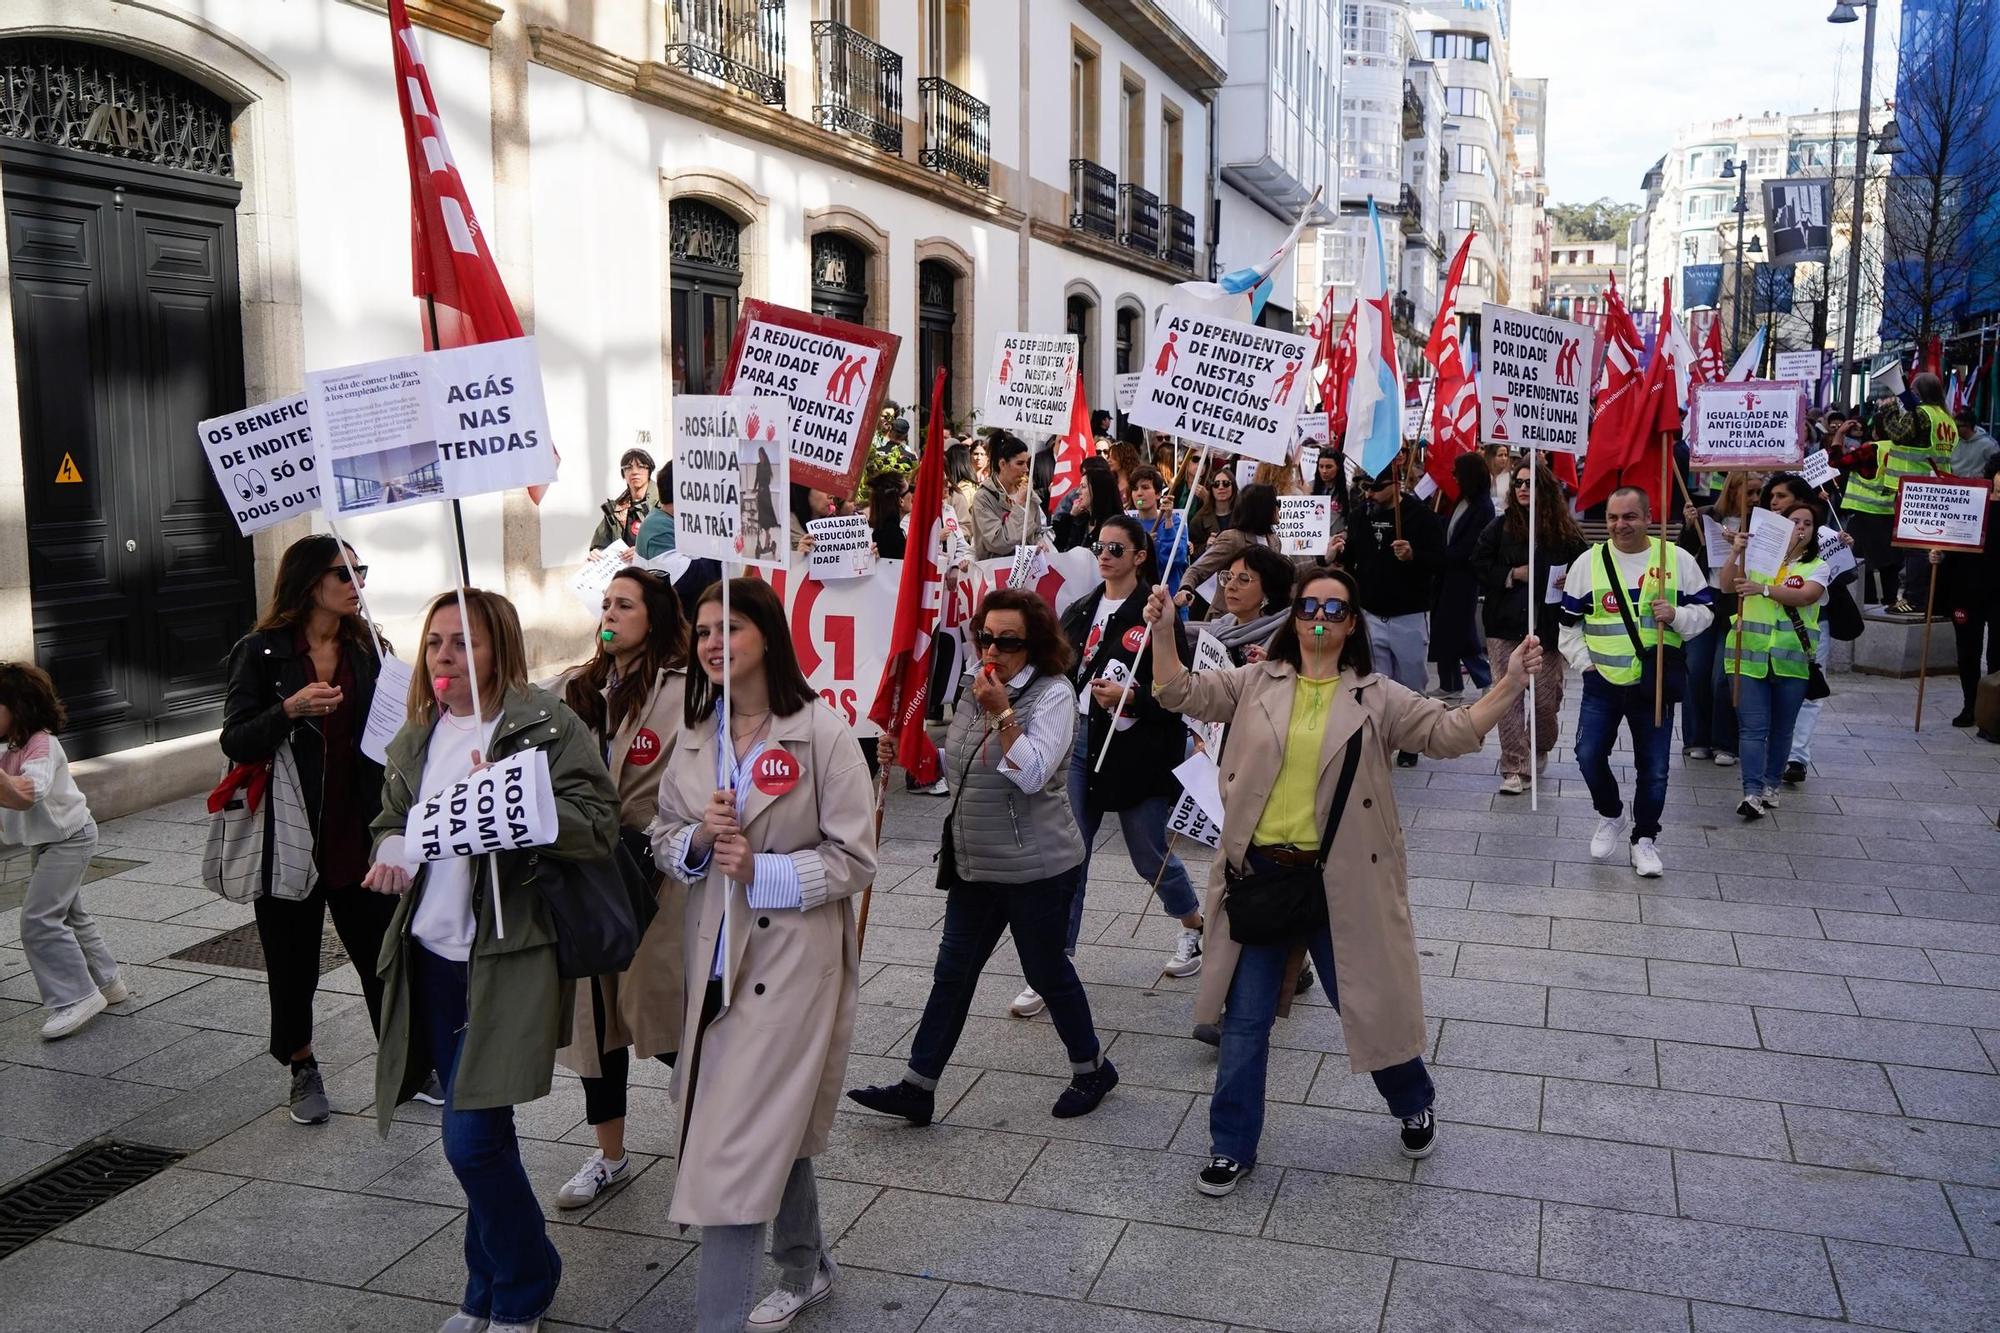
[1398,184,1423,236]
[918,75,989,189]
[1070,158,1118,240]
[1119,183,1161,254]
[664,0,786,106]
[1402,79,1425,139]
[813,20,903,155]
[1163,203,1197,271]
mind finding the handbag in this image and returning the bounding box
[200,744,319,904]
[1824,574,1865,642]
[1784,606,1833,701]
[529,834,657,980]
[1223,735,1363,947]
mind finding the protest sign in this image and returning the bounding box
[405,747,557,862]
[1702,515,1734,572]
[806,514,874,580]
[426,338,558,499]
[201,394,320,534]
[1816,526,1857,579]
[1402,399,1426,443]
[1297,443,1322,487]
[1114,372,1140,413]
[1007,543,1044,593]
[1893,475,1992,552]
[1183,631,1232,750]
[1297,417,1330,447]
[1743,505,1794,582]
[1775,350,1822,387]
[1236,458,1258,490]
[1414,474,1439,501]
[1800,449,1838,489]
[1476,305,1595,454]
[1688,381,1807,471]
[568,542,630,615]
[766,564,901,734]
[1128,309,1316,464]
[672,396,791,571]
[982,334,1077,434]
[360,655,415,766]
[1167,752,1224,848]
[721,300,900,495]
[1275,496,1333,557]
[973,546,1099,616]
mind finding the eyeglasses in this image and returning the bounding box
[1296,596,1353,623]
[973,632,1029,652]
[1091,541,1132,558]
[1217,572,1259,588]
[329,565,369,583]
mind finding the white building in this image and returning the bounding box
[1504,74,1548,315]
[1411,0,1512,315]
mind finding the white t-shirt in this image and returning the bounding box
[409,711,499,962]
[0,732,90,847]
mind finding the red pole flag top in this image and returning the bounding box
[1423,234,1478,501]
[867,368,949,785]
[1320,301,1359,441]
[1047,372,1092,509]
[1577,273,1651,511]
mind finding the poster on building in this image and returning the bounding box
[1893,475,1992,552]
[1688,381,1808,470]
[805,514,874,579]
[1275,495,1333,557]
[981,333,1077,434]
[1775,350,1822,387]
[720,300,900,495]
[1476,305,1596,454]
[200,394,320,535]
[671,396,791,571]
[1763,178,1833,265]
[1128,309,1316,463]
[1681,264,1725,310]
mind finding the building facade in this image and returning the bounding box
[1546,238,1623,323]
[1504,74,1547,315]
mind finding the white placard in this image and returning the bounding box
[982,333,1078,434]
[671,396,790,571]
[360,654,415,766]
[1275,496,1333,557]
[1167,751,1224,848]
[1894,476,1993,552]
[1800,449,1838,489]
[806,514,874,580]
[1544,562,1569,604]
[1236,458,1258,490]
[1702,515,1734,572]
[1402,400,1425,442]
[1688,381,1808,470]
[405,747,558,862]
[1816,526,1858,579]
[1129,309,1317,464]
[569,542,630,615]
[1183,630,1232,750]
[1007,543,1045,592]
[641,550,693,582]
[1414,473,1439,501]
[1743,505,1794,583]
[1194,571,1220,606]
[1296,416,1331,447]
[1297,443,1322,487]
[1114,372,1141,413]
[200,394,321,535]
[1775,350,1823,385]
[1476,305,1596,455]
[723,303,896,494]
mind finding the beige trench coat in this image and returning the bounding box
[1155,660,1483,1073]
[654,697,876,1227]
[554,668,689,1077]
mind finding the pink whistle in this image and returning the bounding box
[433,676,453,695]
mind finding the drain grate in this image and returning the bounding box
[0,1141,183,1260]
[166,919,349,975]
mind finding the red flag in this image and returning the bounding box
[1602,280,1680,515]
[867,369,949,784]
[1047,374,1092,509]
[1320,302,1359,440]
[1423,235,1478,501]
[1578,274,1654,511]
[1694,312,1726,388]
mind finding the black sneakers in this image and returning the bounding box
[1052,1058,1119,1118]
[845,1079,936,1126]
[1400,1107,1437,1159]
[1197,1156,1252,1196]
[1782,760,1808,784]
[1394,750,1419,768]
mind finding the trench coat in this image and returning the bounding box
[1154,660,1483,1072]
[553,667,689,1077]
[1430,491,1495,667]
[654,697,876,1227]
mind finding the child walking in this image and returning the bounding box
[0,663,123,1040]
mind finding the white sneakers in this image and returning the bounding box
[40,989,106,1041]
[1498,773,1528,796]
[555,1151,629,1209]
[1588,814,1630,861]
[99,975,130,1005]
[748,1266,834,1329]
[1629,838,1664,878]
[1008,987,1045,1018]
[1162,928,1204,978]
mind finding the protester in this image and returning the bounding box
[1338,469,1445,767]
[1183,482,1280,602]
[653,578,876,1332]
[590,448,655,554]
[846,588,1118,1126]
[1943,461,2000,734]
[1951,408,1998,479]
[0,663,119,1041]
[1189,462,1238,555]
[1484,444,1515,509]
[790,484,833,556]
[969,437,989,484]
[868,472,909,560]
[1145,567,1545,1195]
[634,461,678,557]
[1718,505,1827,818]
[1861,374,1958,612]
[969,433,1045,558]
[1106,437,1143,506]
[1130,464,1189,593]
[365,588,620,1333]
[1309,450,1346,500]
[1200,545,1296,665]
[1473,459,1587,794]
[221,535,420,1122]
[945,442,979,535]
[1759,473,1844,783]
[1558,487,1715,877]
[1172,448,1205,512]
[551,568,689,1210]
[1431,452,1496,701]
[1678,471,1754,766]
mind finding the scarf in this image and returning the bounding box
[1206,608,1290,662]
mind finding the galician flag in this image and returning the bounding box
[1343,197,1403,478]
[1173,186,1324,322]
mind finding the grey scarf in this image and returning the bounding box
[1204,608,1290,663]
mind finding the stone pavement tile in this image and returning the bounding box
[1412,975,1550,1026]
[859,922,951,968]
[886,1013,1119,1083]
[0,1007,195,1076]
[1731,935,1941,983]
[818,1117,1043,1201]
[1379,1260,1691,1333]
[1827,1238,2000,1333]
[1550,920,1737,965]
[0,960,212,1014]
[92,849,206,889]
[1102,1030,1317,1102]
[1551,860,1721,897]
[0,945,27,982]
[1755,1009,1994,1072]
[158,897,258,931]
[1853,979,2000,1027]
[1413,808,1560,836]
[1714,874,1898,913]
[142,1178,456,1285]
[1473,832,1602,863]
[55,1165,245,1248]
[1307,1061,1542,1131]
[77,878,216,922]
[1657,1040,1901,1114]
[1945,1184,2000,1259]
[1646,960,1857,1014]
[95,816,208,855]
[1455,942,1647,993]
[0,1062,175,1146]
[1820,910,2000,955]
[1547,987,1760,1047]
[1412,1121,1675,1214]
[141,974,361,1038]
[461,1075,592,1147]
[110,1028,267,1089]
[920,1285,1227,1333]
[833,1190,1124,1299]
[1638,897,1824,938]
[1784,1104,2000,1188]
[1691,1303,1900,1332]
[859,962,1020,1018]
[1088,1222,1392,1333]
[1466,883,1636,921]
[1410,904,1550,947]
[1434,1019,1654,1085]
[1703,829,1867,860]
[1264,1169,1540,1274]
[838,1054,982,1122]
[1539,1202,1841,1317]
[186,1107,436,1190]
[1885,1065,2000,1128]
[1406,877,1473,908]
[0,1133,63,1187]
[86,915,224,965]
[1167,1096,1413,1181]
[621,1258,944,1333]
[368,1212,685,1328]
[0,1239,228,1333]
[138,1270,457,1333]
[1677,1149,1967,1251]
[945,1070,1192,1149]
[1411,853,1553,888]
[849,1004,921,1056]
[1008,1139,1279,1236]
[1893,888,2000,924]
[1929,950,2000,988]
[1538,1078,1789,1158]
[1788,855,1970,890]
[367,1135,659,1224]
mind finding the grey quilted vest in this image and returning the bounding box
[942,674,1086,884]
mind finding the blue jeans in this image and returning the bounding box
[1735,672,1809,797]
[413,946,561,1325]
[1211,916,1433,1165]
[1682,611,1740,754]
[908,870,1101,1083]
[1064,727,1199,952]
[1790,623,1829,764]
[1574,671,1674,842]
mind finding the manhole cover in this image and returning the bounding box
[166,919,349,975]
[0,1141,183,1260]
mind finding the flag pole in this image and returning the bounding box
[1527,444,1539,811]
[1652,433,1671,727]
[325,515,388,664]
[1915,557,1939,732]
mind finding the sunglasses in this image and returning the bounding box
[1513,477,1533,488]
[328,565,369,583]
[1091,541,1133,558]
[973,632,1029,652]
[1296,596,1353,623]
[1211,476,1234,487]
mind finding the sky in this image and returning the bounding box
[1509,0,1900,206]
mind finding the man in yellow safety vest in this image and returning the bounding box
[1857,372,1956,612]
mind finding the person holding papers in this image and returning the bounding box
[590,447,655,555]
[652,578,876,1333]
[1718,505,1828,819]
[1676,471,1756,766]
[969,433,1046,558]
[364,589,620,1333]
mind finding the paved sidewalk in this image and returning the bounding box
[2,668,1997,1332]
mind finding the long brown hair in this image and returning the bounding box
[1501,458,1586,548]
[1266,565,1375,676]
[684,578,817,727]
[562,568,688,738]
[406,588,529,725]
[0,662,65,745]
[254,534,386,654]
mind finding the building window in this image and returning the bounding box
[809,231,868,325]
[924,0,969,85]
[1463,257,1489,287]
[1443,86,1491,120]
[1341,3,1399,62]
[1319,227,1361,289]
[1683,235,1703,263]
[1429,31,1489,61]
[1454,143,1489,177]
[1066,290,1097,405]
[1452,199,1492,232]
[1115,302,1142,375]
[1070,40,1099,162]
[820,0,877,37]
[918,258,959,425]
[1750,145,1781,176]
[669,199,743,395]
[1341,94,1399,184]
[1161,103,1184,207]
[1120,74,1144,185]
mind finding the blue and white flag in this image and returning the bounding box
[1171,186,1324,323]
[1343,198,1404,478]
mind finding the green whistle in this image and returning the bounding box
[600,629,615,643]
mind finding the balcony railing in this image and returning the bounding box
[813,20,903,155]
[1402,79,1425,139]
[1119,183,1161,254]
[1398,184,1423,236]
[918,75,989,189]
[1070,158,1117,240]
[664,0,786,106]
[1163,204,1197,271]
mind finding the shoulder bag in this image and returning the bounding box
[1602,544,1683,703]
[1784,606,1833,701]
[529,831,657,980]
[1223,735,1363,946]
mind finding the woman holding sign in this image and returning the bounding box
[653,578,876,1332]
[363,589,620,1333]
[1719,506,1828,820]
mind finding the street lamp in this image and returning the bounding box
[1831,0,1880,407]
[1873,118,1906,156]
[1723,157,1756,360]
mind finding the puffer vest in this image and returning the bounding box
[941,674,1086,885]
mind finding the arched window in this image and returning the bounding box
[1115,303,1143,375]
[810,231,869,325]
[1066,291,1097,406]
[918,258,959,426]
[669,198,743,394]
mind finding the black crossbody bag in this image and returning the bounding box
[1783,606,1833,701]
[1602,545,1682,703]
[1223,736,1363,946]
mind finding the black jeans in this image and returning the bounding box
[252,879,398,1064]
[1956,591,2000,710]
[577,975,676,1126]
[907,868,1102,1084]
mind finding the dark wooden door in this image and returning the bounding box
[4,141,252,757]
